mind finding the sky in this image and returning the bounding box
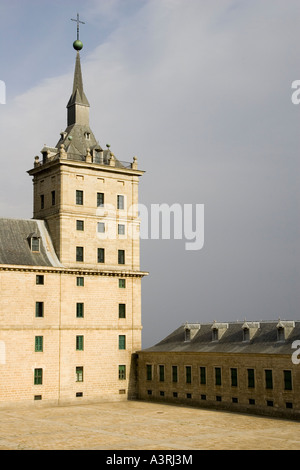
[0,0,299,348]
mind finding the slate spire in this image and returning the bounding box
[66,50,90,127]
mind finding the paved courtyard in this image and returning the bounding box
[0,400,299,450]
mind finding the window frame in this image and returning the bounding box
[34,368,43,385]
[35,301,44,318]
[118,249,125,265]
[76,246,84,262]
[76,302,84,318]
[76,190,84,205]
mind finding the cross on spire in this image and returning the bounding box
[71,13,85,41]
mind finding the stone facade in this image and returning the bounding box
[137,322,300,420]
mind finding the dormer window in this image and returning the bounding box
[276,320,295,342]
[184,329,191,342]
[243,328,250,342]
[277,327,285,342]
[212,328,218,342]
[211,322,228,342]
[183,323,200,342]
[28,233,41,253]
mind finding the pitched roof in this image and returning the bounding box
[0,218,61,267]
[143,321,300,355]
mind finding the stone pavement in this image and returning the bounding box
[0,400,299,450]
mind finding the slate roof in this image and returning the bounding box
[143,321,300,355]
[0,218,61,267]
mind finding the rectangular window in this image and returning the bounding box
[97,222,105,233]
[40,194,44,209]
[36,275,44,285]
[247,369,255,388]
[119,365,126,380]
[51,190,56,206]
[118,224,125,235]
[76,277,84,287]
[215,367,221,386]
[35,302,44,318]
[76,190,83,205]
[119,303,126,318]
[119,279,126,288]
[146,365,152,381]
[35,336,43,352]
[118,249,125,265]
[159,365,165,382]
[76,220,84,231]
[200,367,206,385]
[172,365,178,383]
[231,368,238,387]
[265,369,273,390]
[34,368,43,385]
[76,366,83,382]
[117,195,124,210]
[284,370,293,391]
[76,335,84,351]
[97,248,105,263]
[186,366,192,384]
[76,303,84,318]
[31,238,40,252]
[76,246,84,262]
[119,335,126,350]
[97,192,104,207]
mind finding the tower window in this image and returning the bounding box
[76,246,84,262]
[119,303,126,318]
[34,368,43,385]
[76,366,83,382]
[35,302,44,318]
[97,222,105,233]
[119,365,126,380]
[84,132,90,140]
[118,224,125,235]
[76,303,84,318]
[119,335,126,350]
[76,220,84,231]
[36,275,44,285]
[76,335,84,351]
[97,192,104,207]
[40,194,44,209]
[35,336,43,352]
[76,190,83,205]
[118,250,125,265]
[97,248,105,263]
[117,195,124,210]
[51,190,56,206]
